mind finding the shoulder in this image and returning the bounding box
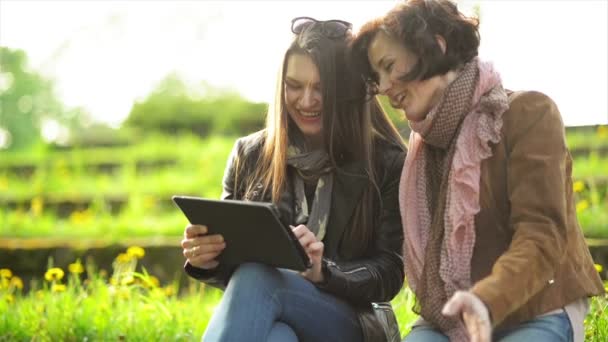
[232,129,267,159]
[373,135,406,167]
[502,90,566,152]
[504,90,562,133]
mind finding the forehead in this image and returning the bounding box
[367,30,410,66]
[285,53,320,84]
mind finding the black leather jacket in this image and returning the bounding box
[185,130,406,341]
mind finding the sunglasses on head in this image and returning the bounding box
[291,16,353,39]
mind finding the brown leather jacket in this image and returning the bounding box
[470,91,605,328]
[185,130,406,341]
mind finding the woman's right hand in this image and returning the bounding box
[181,224,226,270]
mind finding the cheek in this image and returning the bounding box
[284,89,296,106]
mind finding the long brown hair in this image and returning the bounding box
[240,21,404,255]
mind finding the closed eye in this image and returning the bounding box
[285,81,301,90]
[384,61,394,72]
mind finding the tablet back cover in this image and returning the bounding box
[172,196,308,271]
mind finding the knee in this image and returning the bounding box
[268,322,297,342]
[229,262,279,290]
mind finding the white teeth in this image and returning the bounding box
[300,111,320,117]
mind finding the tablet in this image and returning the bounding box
[172,195,311,271]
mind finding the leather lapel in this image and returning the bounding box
[324,161,368,256]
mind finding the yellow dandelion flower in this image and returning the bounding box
[576,200,589,213]
[146,276,160,288]
[120,275,135,286]
[598,125,608,139]
[1,278,8,289]
[10,276,23,290]
[572,180,585,193]
[110,277,118,286]
[164,285,176,297]
[69,209,92,225]
[115,287,130,300]
[595,264,604,273]
[68,261,84,274]
[44,268,65,282]
[51,284,66,292]
[30,196,44,216]
[0,176,7,191]
[143,196,157,209]
[126,246,145,259]
[0,268,12,279]
[115,253,132,264]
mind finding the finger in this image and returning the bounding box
[462,312,479,341]
[185,224,208,238]
[290,224,310,239]
[298,230,317,249]
[190,234,225,247]
[189,255,220,270]
[307,241,324,255]
[442,292,466,316]
[181,234,224,249]
[184,242,226,258]
[194,242,226,255]
[465,311,490,342]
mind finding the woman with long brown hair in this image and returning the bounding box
[181,17,406,341]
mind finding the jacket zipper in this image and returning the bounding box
[342,266,368,275]
[324,259,369,275]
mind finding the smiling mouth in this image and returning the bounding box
[298,111,321,118]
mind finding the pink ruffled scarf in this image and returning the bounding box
[400,59,509,340]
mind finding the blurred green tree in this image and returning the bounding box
[125,73,267,137]
[0,47,69,150]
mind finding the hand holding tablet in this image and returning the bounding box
[173,195,311,271]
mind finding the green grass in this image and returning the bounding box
[0,135,234,202]
[565,126,608,150]
[1,251,607,341]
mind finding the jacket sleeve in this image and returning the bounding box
[317,147,406,304]
[183,138,243,289]
[471,91,570,326]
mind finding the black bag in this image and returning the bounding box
[373,302,401,342]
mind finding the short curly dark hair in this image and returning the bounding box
[351,0,480,85]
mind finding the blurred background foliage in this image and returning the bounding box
[125,73,267,137]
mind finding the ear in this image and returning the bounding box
[435,35,447,54]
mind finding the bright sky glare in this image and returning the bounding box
[1,0,606,127]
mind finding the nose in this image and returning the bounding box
[299,86,319,109]
[377,74,392,95]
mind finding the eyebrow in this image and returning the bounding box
[285,77,320,87]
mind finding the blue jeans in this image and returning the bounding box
[203,262,363,342]
[404,311,573,342]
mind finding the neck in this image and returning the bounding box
[305,134,324,150]
[429,69,460,110]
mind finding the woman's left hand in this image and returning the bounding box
[291,224,324,283]
[442,290,492,342]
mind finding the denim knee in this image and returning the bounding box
[229,263,280,291]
